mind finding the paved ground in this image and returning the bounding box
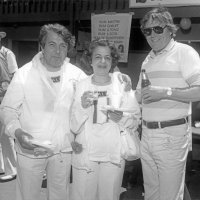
[0,169,200,200]
[0,179,16,200]
[0,178,47,200]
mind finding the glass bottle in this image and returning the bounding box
[141,69,151,88]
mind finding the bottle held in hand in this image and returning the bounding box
[141,69,151,88]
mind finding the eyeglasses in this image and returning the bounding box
[142,26,167,36]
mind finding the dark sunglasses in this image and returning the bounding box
[142,26,167,36]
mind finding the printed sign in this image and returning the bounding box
[91,13,133,62]
[129,0,200,8]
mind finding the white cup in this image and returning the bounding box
[110,93,122,109]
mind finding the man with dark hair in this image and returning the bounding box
[0,24,86,200]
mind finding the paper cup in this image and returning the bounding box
[110,94,122,109]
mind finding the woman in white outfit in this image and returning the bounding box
[70,39,141,200]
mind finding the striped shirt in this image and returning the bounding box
[137,39,200,121]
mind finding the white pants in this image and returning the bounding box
[141,124,189,200]
[71,160,125,200]
[0,144,4,173]
[0,123,16,175]
[16,152,71,200]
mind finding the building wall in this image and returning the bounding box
[1,2,200,81]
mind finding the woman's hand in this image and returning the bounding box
[108,110,123,123]
[71,141,83,154]
[81,91,96,109]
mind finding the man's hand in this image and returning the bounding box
[15,129,36,150]
[118,73,132,92]
[33,147,50,156]
[142,86,166,104]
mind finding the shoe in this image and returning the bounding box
[0,174,16,182]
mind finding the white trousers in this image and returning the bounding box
[0,123,16,175]
[16,152,71,200]
[71,160,125,200]
[141,124,189,200]
[0,144,4,173]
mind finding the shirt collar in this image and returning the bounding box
[149,38,175,58]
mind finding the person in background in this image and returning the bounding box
[67,35,77,65]
[0,30,18,182]
[136,7,200,200]
[0,24,86,200]
[77,48,94,75]
[70,39,141,200]
[118,44,124,53]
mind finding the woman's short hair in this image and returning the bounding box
[87,38,120,70]
[140,7,178,37]
[39,23,73,50]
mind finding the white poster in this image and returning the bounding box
[129,0,200,8]
[91,13,133,63]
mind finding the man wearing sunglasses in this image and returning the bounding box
[136,7,200,200]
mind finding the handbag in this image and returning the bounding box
[120,128,140,161]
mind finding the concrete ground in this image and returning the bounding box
[1,157,200,200]
[0,174,200,200]
[0,178,47,200]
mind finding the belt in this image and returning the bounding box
[143,117,188,129]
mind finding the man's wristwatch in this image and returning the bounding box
[166,87,172,96]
